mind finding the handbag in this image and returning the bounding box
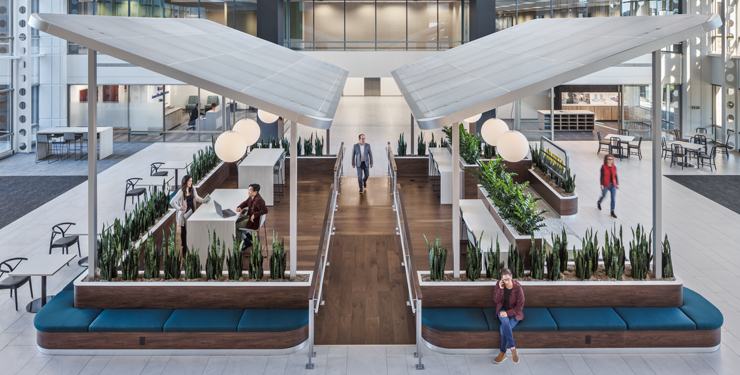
[183,208,193,222]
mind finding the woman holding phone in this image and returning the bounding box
[493,268,525,365]
[170,174,205,252]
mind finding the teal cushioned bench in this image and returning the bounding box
[164,309,244,332]
[421,308,489,332]
[34,291,102,333]
[482,308,558,332]
[545,308,628,331]
[680,288,724,330]
[238,309,309,333]
[615,307,696,331]
[89,309,174,332]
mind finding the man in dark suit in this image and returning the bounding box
[236,183,268,250]
[352,134,373,193]
[188,103,200,127]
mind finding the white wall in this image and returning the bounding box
[301,50,440,77]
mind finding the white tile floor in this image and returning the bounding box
[2,97,740,374]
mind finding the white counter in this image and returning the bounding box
[429,147,452,204]
[37,127,113,159]
[237,149,285,206]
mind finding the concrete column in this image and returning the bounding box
[452,123,460,278]
[290,120,297,279]
[88,50,98,281]
[652,51,663,279]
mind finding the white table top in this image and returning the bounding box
[240,149,284,167]
[430,147,452,173]
[684,131,714,140]
[668,141,705,150]
[189,189,251,223]
[9,254,78,277]
[604,134,635,142]
[159,161,190,170]
[37,127,112,134]
[459,200,509,252]
[136,176,174,187]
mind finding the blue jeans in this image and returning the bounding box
[357,162,369,189]
[598,184,617,211]
[499,315,519,353]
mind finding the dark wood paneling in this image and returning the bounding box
[396,157,429,177]
[285,157,337,182]
[136,211,176,270]
[422,325,720,349]
[195,162,230,197]
[75,284,309,309]
[528,170,578,216]
[463,164,479,200]
[37,326,308,350]
[503,159,532,184]
[420,283,683,308]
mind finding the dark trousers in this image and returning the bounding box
[180,225,187,251]
[357,161,369,189]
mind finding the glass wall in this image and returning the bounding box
[0,0,10,150]
[285,0,466,51]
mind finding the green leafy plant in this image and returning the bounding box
[163,224,181,280]
[574,246,592,280]
[483,144,495,159]
[184,246,201,279]
[485,236,505,280]
[205,229,225,280]
[417,133,426,156]
[190,138,220,184]
[603,225,625,280]
[561,168,576,194]
[440,138,448,148]
[281,136,290,156]
[425,233,447,281]
[507,244,524,279]
[297,137,302,156]
[143,235,160,279]
[397,133,407,156]
[546,244,561,281]
[529,235,546,280]
[459,124,482,165]
[465,233,483,281]
[429,133,437,148]
[314,132,324,156]
[629,224,653,280]
[442,125,452,145]
[227,234,244,280]
[583,228,599,273]
[551,228,569,273]
[249,235,264,280]
[304,133,314,156]
[662,234,674,278]
[270,229,286,279]
[271,136,279,148]
[96,224,121,281]
[530,145,543,172]
[121,239,138,281]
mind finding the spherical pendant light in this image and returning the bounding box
[480,118,509,146]
[257,109,279,123]
[497,131,529,162]
[464,113,482,123]
[215,131,248,163]
[232,118,261,146]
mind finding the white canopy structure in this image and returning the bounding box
[30,14,348,129]
[392,14,721,130]
[391,14,721,279]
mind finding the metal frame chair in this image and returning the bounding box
[697,146,718,171]
[609,138,625,160]
[151,162,168,177]
[125,178,147,210]
[35,134,60,164]
[0,258,33,311]
[715,132,733,159]
[661,137,672,160]
[670,144,687,169]
[239,214,268,255]
[628,136,642,160]
[597,131,610,154]
[49,222,80,257]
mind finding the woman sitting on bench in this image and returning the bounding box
[494,268,525,365]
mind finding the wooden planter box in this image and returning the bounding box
[477,184,542,267]
[194,161,229,197]
[395,156,428,177]
[461,159,532,199]
[418,271,684,308]
[74,270,313,309]
[285,156,337,181]
[134,209,176,269]
[528,169,578,216]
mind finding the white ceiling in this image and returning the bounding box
[30,13,348,129]
[391,14,721,130]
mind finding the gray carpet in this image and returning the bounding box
[0,176,88,229]
[666,175,740,215]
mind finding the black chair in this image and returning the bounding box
[49,222,81,257]
[661,137,673,159]
[609,138,625,159]
[715,133,733,159]
[125,178,147,209]
[35,135,60,164]
[671,144,687,169]
[63,132,83,160]
[0,258,33,311]
[692,134,708,154]
[698,146,718,171]
[150,162,168,177]
[696,127,707,134]
[673,129,689,142]
[596,131,610,154]
[618,129,630,136]
[628,136,642,160]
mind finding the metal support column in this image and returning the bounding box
[290,120,298,280]
[651,51,663,279]
[411,114,415,155]
[414,299,424,369]
[452,122,460,278]
[550,88,555,140]
[515,100,521,131]
[326,129,330,155]
[87,50,98,281]
[306,299,315,369]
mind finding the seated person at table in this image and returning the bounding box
[188,103,200,126]
[236,183,268,250]
[493,268,525,365]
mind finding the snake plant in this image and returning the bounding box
[281,136,290,156]
[270,229,286,279]
[227,234,244,280]
[297,137,302,156]
[205,229,225,280]
[163,223,181,280]
[507,244,524,279]
[121,239,139,281]
[397,133,407,156]
[249,235,264,280]
[143,235,160,279]
[465,232,483,281]
[314,132,324,156]
[425,233,447,281]
[483,144,495,159]
[583,228,599,273]
[529,235,546,280]
[662,234,674,278]
[485,236,505,280]
[417,133,426,156]
[429,133,437,148]
[629,224,653,280]
[574,245,592,280]
[603,226,625,280]
[546,244,561,281]
[304,133,314,156]
[184,246,201,279]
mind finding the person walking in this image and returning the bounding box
[493,268,524,365]
[170,175,205,252]
[352,134,373,193]
[598,154,619,218]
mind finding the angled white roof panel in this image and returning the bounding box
[30,14,348,129]
[392,14,721,129]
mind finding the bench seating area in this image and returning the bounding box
[421,287,723,350]
[34,274,310,351]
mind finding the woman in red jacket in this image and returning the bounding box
[597,154,619,218]
[493,268,525,365]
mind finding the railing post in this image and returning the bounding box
[415,299,424,370]
[306,299,315,369]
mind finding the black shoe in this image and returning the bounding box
[597,203,601,210]
[611,211,618,219]
[359,189,363,194]
[364,181,367,188]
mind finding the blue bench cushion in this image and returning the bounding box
[548,308,627,331]
[63,269,88,291]
[482,308,501,331]
[482,308,557,332]
[164,309,243,332]
[89,309,174,332]
[34,291,102,333]
[422,308,489,332]
[614,307,696,331]
[238,309,309,333]
[681,287,724,330]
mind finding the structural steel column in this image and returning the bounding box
[452,122,460,278]
[290,121,298,279]
[651,51,662,279]
[87,50,98,281]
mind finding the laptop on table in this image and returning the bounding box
[214,200,236,218]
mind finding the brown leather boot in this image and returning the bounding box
[511,348,519,364]
[493,351,507,364]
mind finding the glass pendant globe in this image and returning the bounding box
[233,118,261,146]
[480,118,509,146]
[497,131,529,162]
[214,131,248,163]
[464,113,482,123]
[257,109,279,123]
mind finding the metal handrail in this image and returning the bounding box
[334,144,345,193]
[386,143,397,196]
